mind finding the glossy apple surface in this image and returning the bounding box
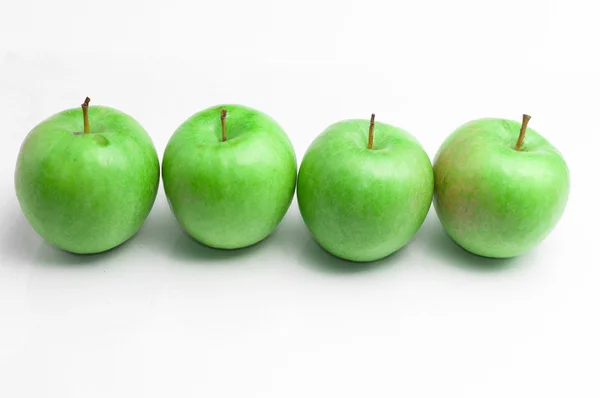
[15,104,160,254]
[162,104,297,249]
[433,117,569,258]
[297,118,434,262]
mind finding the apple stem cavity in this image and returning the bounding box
[368,113,375,150]
[81,97,91,134]
[515,114,531,151]
[220,109,227,142]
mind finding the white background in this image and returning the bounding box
[1,0,598,397]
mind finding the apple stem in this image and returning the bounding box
[368,113,375,150]
[81,97,91,134]
[220,109,227,142]
[515,114,531,151]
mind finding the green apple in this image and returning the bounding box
[15,98,160,254]
[297,115,434,262]
[162,104,297,249]
[433,115,570,258]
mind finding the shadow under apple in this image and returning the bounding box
[421,215,526,272]
[299,238,409,274]
[136,200,269,264]
[35,242,123,267]
[1,209,118,268]
[288,214,407,275]
[171,231,269,263]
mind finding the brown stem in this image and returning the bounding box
[368,113,375,149]
[81,97,91,134]
[220,109,227,142]
[515,114,531,151]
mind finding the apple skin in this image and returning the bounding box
[162,104,297,249]
[433,118,570,258]
[297,119,434,262]
[15,106,160,254]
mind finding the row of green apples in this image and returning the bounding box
[14,99,569,262]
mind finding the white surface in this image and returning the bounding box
[1,0,599,397]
